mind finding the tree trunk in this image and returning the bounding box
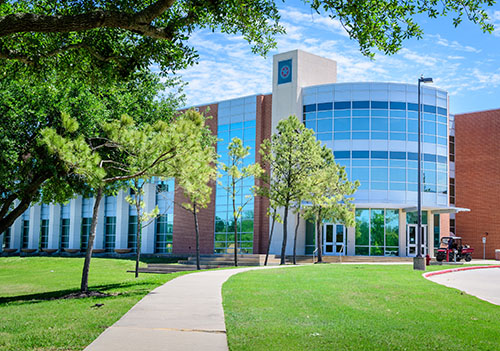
[264,208,277,266]
[232,181,238,267]
[316,210,323,263]
[280,205,289,265]
[0,172,50,233]
[134,191,142,278]
[193,203,201,270]
[293,210,300,265]
[80,187,103,293]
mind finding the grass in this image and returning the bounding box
[223,264,500,351]
[0,256,183,351]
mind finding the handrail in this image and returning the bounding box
[339,243,345,263]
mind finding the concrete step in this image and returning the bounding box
[178,260,261,266]
[277,255,414,263]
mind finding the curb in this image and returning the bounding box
[423,265,500,278]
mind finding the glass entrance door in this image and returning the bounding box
[324,224,346,255]
[407,224,427,257]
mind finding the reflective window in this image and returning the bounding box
[355,208,400,256]
[334,118,350,131]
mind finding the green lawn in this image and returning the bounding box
[223,265,500,351]
[0,256,182,351]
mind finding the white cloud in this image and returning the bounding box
[427,34,481,53]
[491,10,500,37]
[279,7,349,38]
[170,4,498,113]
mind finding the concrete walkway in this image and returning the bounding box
[426,266,500,305]
[84,266,285,351]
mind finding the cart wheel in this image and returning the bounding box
[465,255,472,262]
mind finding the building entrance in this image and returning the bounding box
[407,224,427,257]
[324,224,346,255]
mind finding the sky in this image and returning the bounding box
[176,1,500,114]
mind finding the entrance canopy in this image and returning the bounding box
[402,206,470,214]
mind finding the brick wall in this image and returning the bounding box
[253,94,272,254]
[172,104,218,255]
[455,108,500,259]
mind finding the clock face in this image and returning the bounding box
[280,65,290,79]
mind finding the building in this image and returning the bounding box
[454,108,500,259]
[1,49,464,258]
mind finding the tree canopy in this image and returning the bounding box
[260,115,324,265]
[0,70,182,234]
[0,0,494,76]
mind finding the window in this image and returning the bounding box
[22,220,29,249]
[449,136,455,162]
[81,218,91,251]
[355,209,399,256]
[155,214,173,253]
[60,219,70,250]
[3,227,11,250]
[434,214,440,250]
[128,215,138,252]
[40,219,49,250]
[450,218,456,234]
[104,217,116,252]
[449,178,455,204]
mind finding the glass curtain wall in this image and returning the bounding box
[355,208,399,256]
[104,195,117,252]
[302,83,449,206]
[60,203,70,250]
[39,203,49,250]
[81,198,92,251]
[214,97,256,254]
[154,179,174,253]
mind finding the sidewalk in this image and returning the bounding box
[84,266,284,351]
[426,266,500,305]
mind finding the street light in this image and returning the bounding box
[415,76,433,270]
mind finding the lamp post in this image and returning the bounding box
[415,76,433,271]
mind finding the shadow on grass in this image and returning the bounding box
[0,281,156,305]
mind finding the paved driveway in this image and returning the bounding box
[426,267,500,305]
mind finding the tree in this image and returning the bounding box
[0,0,493,71]
[1,0,496,233]
[176,117,218,270]
[302,146,359,263]
[260,115,323,265]
[126,179,160,278]
[41,110,210,292]
[219,137,263,266]
[0,70,182,235]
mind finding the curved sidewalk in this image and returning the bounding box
[84,266,285,351]
[425,266,500,305]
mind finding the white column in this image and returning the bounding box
[68,197,82,249]
[11,210,23,250]
[142,182,156,254]
[115,190,130,250]
[94,197,105,250]
[346,226,356,256]
[28,204,41,250]
[398,209,407,257]
[427,211,434,257]
[47,204,61,250]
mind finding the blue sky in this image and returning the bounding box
[177,1,500,114]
